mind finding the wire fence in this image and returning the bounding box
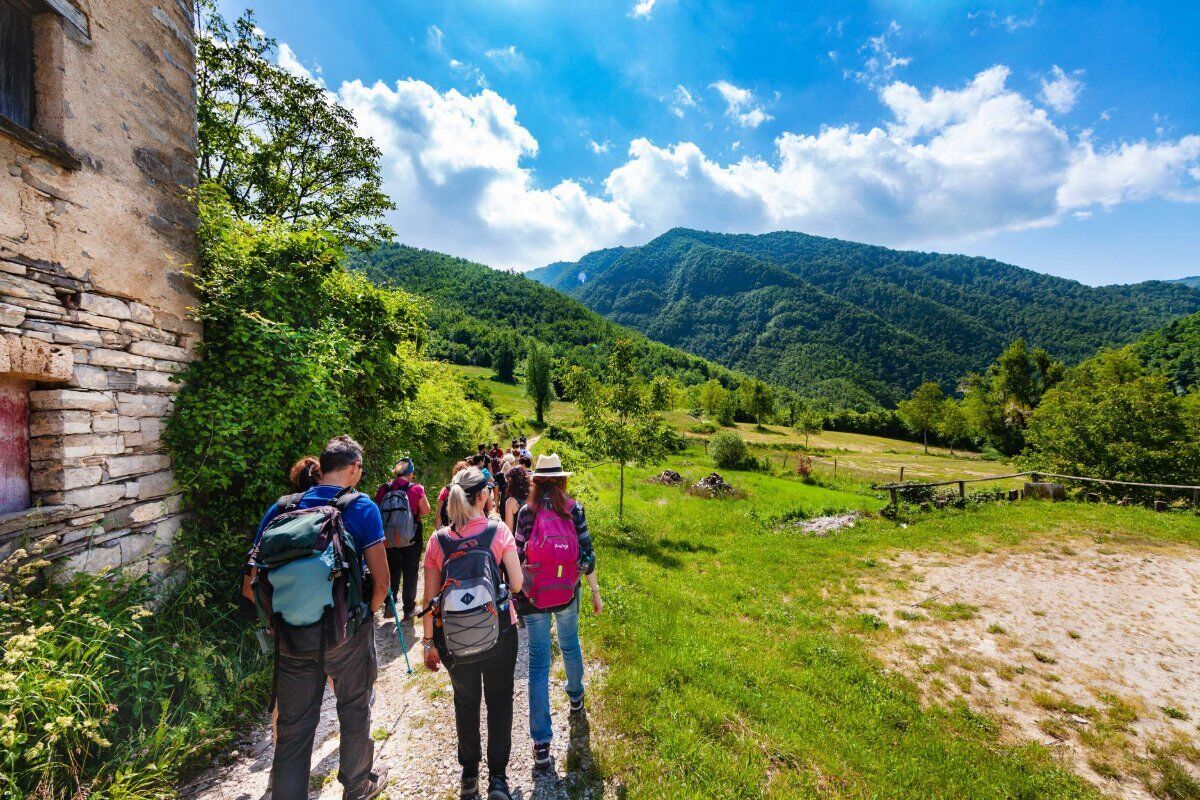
[871,471,1200,508]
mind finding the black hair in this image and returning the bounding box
[320,435,364,474]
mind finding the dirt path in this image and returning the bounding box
[859,540,1200,798]
[183,601,610,799]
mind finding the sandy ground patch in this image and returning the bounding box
[181,615,613,800]
[860,540,1200,799]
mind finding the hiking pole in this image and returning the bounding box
[385,589,414,675]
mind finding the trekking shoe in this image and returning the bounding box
[569,694,586,714]
[459,772,480,799]
[345,766,389,800]
[533,742,553,772]
[487,775,512,800]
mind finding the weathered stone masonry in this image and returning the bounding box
[1,0,199,581]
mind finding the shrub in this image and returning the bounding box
[690,421,717,434]
[708,431,750,469]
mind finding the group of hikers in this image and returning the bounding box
[241,433,600,800]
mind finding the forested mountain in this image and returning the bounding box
[530,229,1200,406]
[1133,310,1200,394]
[1170,277,1200,289]
[353,243,749,388]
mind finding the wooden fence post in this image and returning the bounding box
[958,480,966,499]
[833,458,838,477]
[889,487,898,507]
[899,466,905,482]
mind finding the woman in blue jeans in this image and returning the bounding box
[513,454,603,773]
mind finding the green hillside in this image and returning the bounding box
[352,243,750,387]
[531,229,1200,406]
[1132,310,1200,393]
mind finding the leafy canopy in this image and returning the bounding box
[197,2,393,247]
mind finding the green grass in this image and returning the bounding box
[448,364,581,429]
[576,450,1200,798]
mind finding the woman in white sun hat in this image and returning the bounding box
[512,453,602,774]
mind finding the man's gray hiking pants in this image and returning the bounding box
[271,622,378,800]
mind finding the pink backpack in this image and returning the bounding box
[523,501,580,609]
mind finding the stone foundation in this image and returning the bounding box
[0,255,197,581]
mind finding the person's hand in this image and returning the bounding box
[590,589,604,615]
[423,645,440,672]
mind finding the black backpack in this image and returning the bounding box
[426,522,510,664]
[379,484,417,547]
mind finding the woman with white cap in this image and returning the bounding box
[512,453,602,774]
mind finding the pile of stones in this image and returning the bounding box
[689,472,737,498]
[650,469,683,485]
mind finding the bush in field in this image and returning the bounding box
[709,430,751,469]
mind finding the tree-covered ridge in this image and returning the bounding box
[353,242,755,388]
[531,228,1200,406]
[1132,310,1200,394]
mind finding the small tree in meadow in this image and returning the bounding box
[897,382,945,453]
[936,398,971,456]
[795,411,823,449]
[524,340,555,424]
[568,340,669,518]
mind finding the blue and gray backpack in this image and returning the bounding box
[248,488,368,652]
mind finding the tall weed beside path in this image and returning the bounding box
[1,574,266,799]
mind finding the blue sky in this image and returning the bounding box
[217,0,1200,284]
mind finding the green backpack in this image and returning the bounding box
[249,488,368,650]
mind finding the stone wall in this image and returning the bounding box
[0,0,198,583]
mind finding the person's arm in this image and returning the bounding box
[422,555,442,671]
[501,546,523,595]
[416,487,431,518]
[363,543,389,613]
[513,505,533,560]
[503,497,517,532]
[572,503,601,613]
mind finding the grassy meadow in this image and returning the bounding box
[563,447,1200,798]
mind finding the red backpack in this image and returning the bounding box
[523,500,580,609]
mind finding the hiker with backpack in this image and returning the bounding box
[243,435,390,800]
[513,453,602,774]
[421,466,523,800]
[374,458,431,620]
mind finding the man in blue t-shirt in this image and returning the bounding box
[247,435,391,800]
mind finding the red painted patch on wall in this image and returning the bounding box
[0,377,30,514]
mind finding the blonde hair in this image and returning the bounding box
[445,466,488,529]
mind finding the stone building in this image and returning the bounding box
[0,0,198,580]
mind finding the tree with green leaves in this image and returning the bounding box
[649,375,676,411]
[698,378,730,419]
[493,333,518,383]
[897,382,945,453]
[936,398,971,456]
[1025,350,1200,487]
[795,411,823,449]
[524,340,555,424]
[738,379,774,423]
[196,3,393,247]
[963,338,1065,455]
[568,340,670,518]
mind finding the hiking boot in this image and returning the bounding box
[533,742,553,772]
[487,775,512,800]
[459,772,480,799]
[569,694,585,714]
[345,766,389,800]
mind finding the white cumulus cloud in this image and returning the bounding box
[710,81,772,129]
[337,79,635,268]
[1039,65,1084,114]
[326,64,1200,270]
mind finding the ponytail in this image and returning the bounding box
[446,466,488,529]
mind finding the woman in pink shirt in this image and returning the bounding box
[422,467,522,800]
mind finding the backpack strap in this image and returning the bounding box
[330,487,362,511]
[276,492,305,512]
